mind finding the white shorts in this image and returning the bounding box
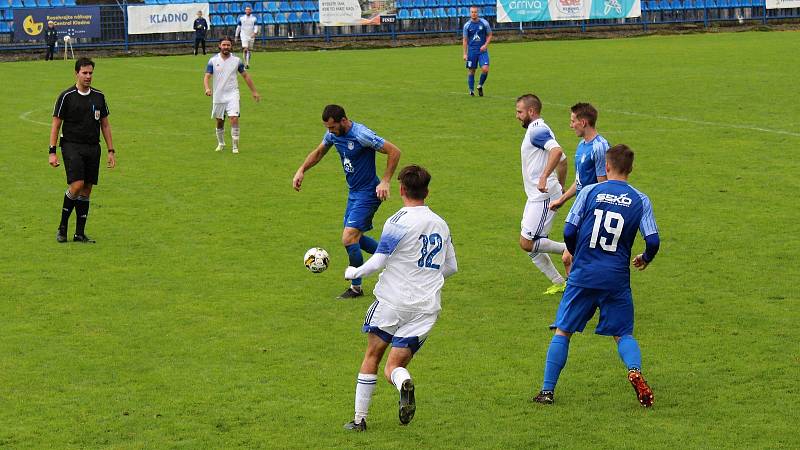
[240,36,254,48]
[521,188,563,242]
[362,300,438,354]
[211,98,240,119]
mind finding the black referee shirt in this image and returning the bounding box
[53,86,110,145]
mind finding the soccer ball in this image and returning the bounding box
[304,247,329,273]
[63,35,71,42]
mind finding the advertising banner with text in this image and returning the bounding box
[497,0,640,22]
[128,3,210,35]
[13,7,101,41]
[318,0,396,26]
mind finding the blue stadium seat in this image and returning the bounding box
[279,1,291,12]
[229,2,242,14]
[397,0,409,7]
[290,1,304,11]
[424,0,438,7]
[458,6,469,15]
[224,14,236,25]
[671,0,682,10]
[485,5,494,15]
[303,0,315,10]
[0,22,8,33]
[21,0,35,7]
[11,0,23,7]
[261,12,274,23]
[300,11,313,22]
[50,0,63,5]
[658,0,670,10]
[212,15,224,25]
[422,7,434,18]
[412,0,424,7]
[410,8,422,18]
[398,8,410,18]
[445,6,457,17]
[265,1,279,12]
[252,2,264,12]
[218,3,229,13]
[274,12,288,23]
[36,0,49,6]
[287,11,299,22]
[312,10,318,21]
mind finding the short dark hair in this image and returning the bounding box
[606,144,634,175]
[516,94,542,114]
[74,57,94,73]
[398,164,431,200]
[571,102,598,127]
[220,35,233,44]
[322,104,347,122]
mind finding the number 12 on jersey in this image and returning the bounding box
[418,233,442,269]
[590,209,624,252]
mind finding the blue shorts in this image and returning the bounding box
[343,191,381,232]
[466,50,489,70]
[552,284,634,336]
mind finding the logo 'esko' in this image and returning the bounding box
[596,192,632,206]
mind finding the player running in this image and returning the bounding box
[532,144,660,407]
[203,36,261,154]
[292,105,402,299]
[515,94,570,295]
[235,6,259,69]
[342,165,458,431]
[462,6,492,97]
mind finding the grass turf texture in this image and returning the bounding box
[1,30,798,448]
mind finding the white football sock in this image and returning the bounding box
[215,128,225,145]
[354,373,377,422]
[535,238,567,254]
[231,126,240,149]
[390,367,411,392]
[531,253,565,284]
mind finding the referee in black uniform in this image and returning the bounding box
[49,57,116,243]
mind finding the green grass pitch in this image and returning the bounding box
[1,30,798,448]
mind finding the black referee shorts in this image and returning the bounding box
[61,142,101,185]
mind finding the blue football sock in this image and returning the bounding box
[542,334,570,392]
[359,235,378,254]
[468,74,475,91]
[346,243,364,286]
[617,335,642,371]
[478,72,488,87]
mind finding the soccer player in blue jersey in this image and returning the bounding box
[550,103,609,211]
[533,144,660,407]
[293,105,402,299]
[462,6,492,97]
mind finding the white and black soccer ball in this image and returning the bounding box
[304,247,329,273]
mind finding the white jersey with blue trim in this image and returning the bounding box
[373,206,456,313]
[521,117,565,201]
[207,53,244,103]
[236,14,259,39]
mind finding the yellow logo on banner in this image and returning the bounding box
[23,15,44,36]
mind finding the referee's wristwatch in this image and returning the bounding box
[49,145,57,154]
[107,148,115,153]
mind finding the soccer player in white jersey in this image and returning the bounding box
[235,6,259,69]
[203,36,261,154]
[341,165,458,431]
[516,94,570,295]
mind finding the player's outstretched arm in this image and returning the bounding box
[538,146,564,192]
[100,116,116,168]
[442,238,458,279]
[241,72,261,102]
[550,181,577,210]
[48,116,62,167]
[480,31,492,52]
[376,141,401,201]
[203,73,212,96]
[293,143,330,191]
[345,253,389,280]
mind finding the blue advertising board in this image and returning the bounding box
[13,7,101,41]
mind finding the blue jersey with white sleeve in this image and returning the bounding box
[574,134,609,193]
[322,121,385,193]
[565,180,658,289]
[463,18,491,52]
